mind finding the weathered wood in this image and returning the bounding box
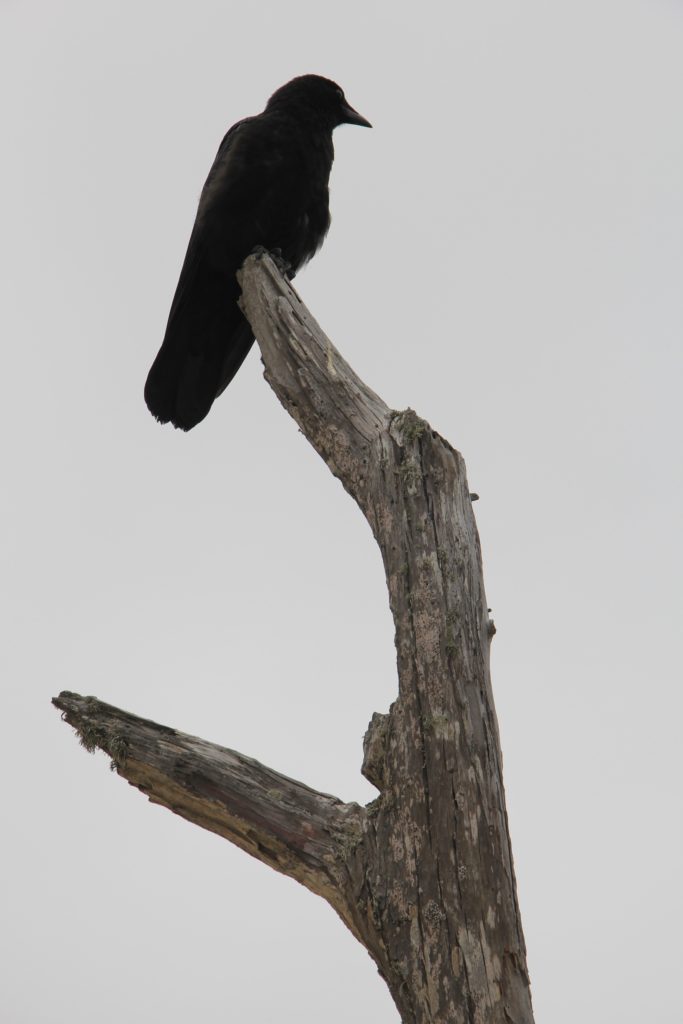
[54,253,534,1023]
[237,255,533,1023]
[52,691,368,942]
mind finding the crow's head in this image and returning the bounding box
[266,75,371,130]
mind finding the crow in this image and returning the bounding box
[144,75,371,431]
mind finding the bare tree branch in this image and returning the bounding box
[237,254,388,510]
[240,254,534,1024]
[55,253,534,1023]
[53,691,365,912]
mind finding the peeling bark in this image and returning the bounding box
[54,254,534,1023]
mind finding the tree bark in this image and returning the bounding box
[54,253,534,1024]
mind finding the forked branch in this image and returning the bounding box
[55,254,534,1024]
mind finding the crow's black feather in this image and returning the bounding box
[144,75,370,431]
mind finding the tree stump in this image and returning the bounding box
[54,254,534,1024]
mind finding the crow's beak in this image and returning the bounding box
[340,102,372,128]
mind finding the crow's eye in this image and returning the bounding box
[336,87,344,99]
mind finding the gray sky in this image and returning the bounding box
[2,1,681,1021]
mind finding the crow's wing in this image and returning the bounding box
[144,117,278,430]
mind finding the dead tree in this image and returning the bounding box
[54,254,534,1024]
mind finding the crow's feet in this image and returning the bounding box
[251,245,292,278]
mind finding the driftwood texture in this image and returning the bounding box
[54,253,534,1024]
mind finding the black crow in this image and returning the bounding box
[144,75,371,431]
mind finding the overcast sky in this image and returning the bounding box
[2,1,681,1021]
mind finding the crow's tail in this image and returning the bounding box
[144,264,254,431]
